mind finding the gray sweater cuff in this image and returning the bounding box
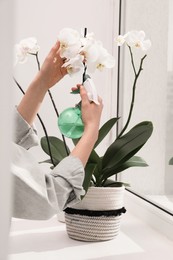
[13,107,39,149]
[50,155,85,210]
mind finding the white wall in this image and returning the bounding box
[120,0,169,195]
[0,1,13,259]
[167,0,173,72]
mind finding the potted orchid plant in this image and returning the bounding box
[40,29,153,191]
[14,28,153,242]
[41,28,153,241]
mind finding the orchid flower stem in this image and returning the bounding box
[117,49,147,139]
[35,52,40,70]
[128,45,137,76]
[82,27,87,84]
[82,65,87,84]
[13,77,56,167]
[35,53,69,156]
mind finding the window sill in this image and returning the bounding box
[125,189,173,241]
[8,191,173,260]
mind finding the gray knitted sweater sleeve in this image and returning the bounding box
[12,109,85,220]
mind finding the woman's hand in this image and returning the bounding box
[36,41,67,90]
[72,84,103,136]
[70,85,103,166]
[17,41,67,125]
[80,85,103,137]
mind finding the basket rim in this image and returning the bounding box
[87,186,125,191]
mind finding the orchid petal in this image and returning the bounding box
[140,39,151,51]
[14,37,40,64]
[116,35,126,46]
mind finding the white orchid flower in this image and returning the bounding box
[57,27,116,75]
[125,30,151,51]
[15,37,40,64]
[61,44,81,60]
[115,32,130,46]
[81,40,100,63]
[86,32,95,40]
[62,54,84,76]
[80,31,95,46]
[87,45,115,73]
[116,35,126,46]
[58,28,81,58]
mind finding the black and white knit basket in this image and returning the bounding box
[64,186,126,242]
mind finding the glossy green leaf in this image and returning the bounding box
[103,179,130,187]
[41,136,69,164]
[83,163,97,194]
[94,118,119,148]
[88,150,102,180]
[88,149,101,164]
[102,121,153,173]
[72,139,102,183]
[72,118,118,149]
[39,159,56,165]
[101,155,148,181]
[70,89,80,94]
[72,138,79,146]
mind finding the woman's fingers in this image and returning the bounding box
[98,96,103,105]
[71,84,81,92]
[49,41,60,58]
[71,84,103,106]
[71,84,90,104]
[80,85,90,104]
[48,41,67,77]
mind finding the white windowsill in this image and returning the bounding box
[125,189,173,241]
[8,191,173,260]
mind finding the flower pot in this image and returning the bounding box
[64,186,126,242]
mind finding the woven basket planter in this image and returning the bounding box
[64,186,126,242]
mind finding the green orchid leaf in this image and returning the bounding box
[39,159,55,164]
[83,163,97,194]
[101,155,148,180]
[115,155,148,172]
[92,164,102,184]
[124,155,148,166]
[41,136,70,164]
[39,158,59,167]
[72,138,80,146]
[72,139,102,182]
[169,157,173,165]
[102,121,153,172]
[103,179,130,187]
[94,117,119,148]
[88,149,101,164]
[88,150,102,179]
[70,89,80,94]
